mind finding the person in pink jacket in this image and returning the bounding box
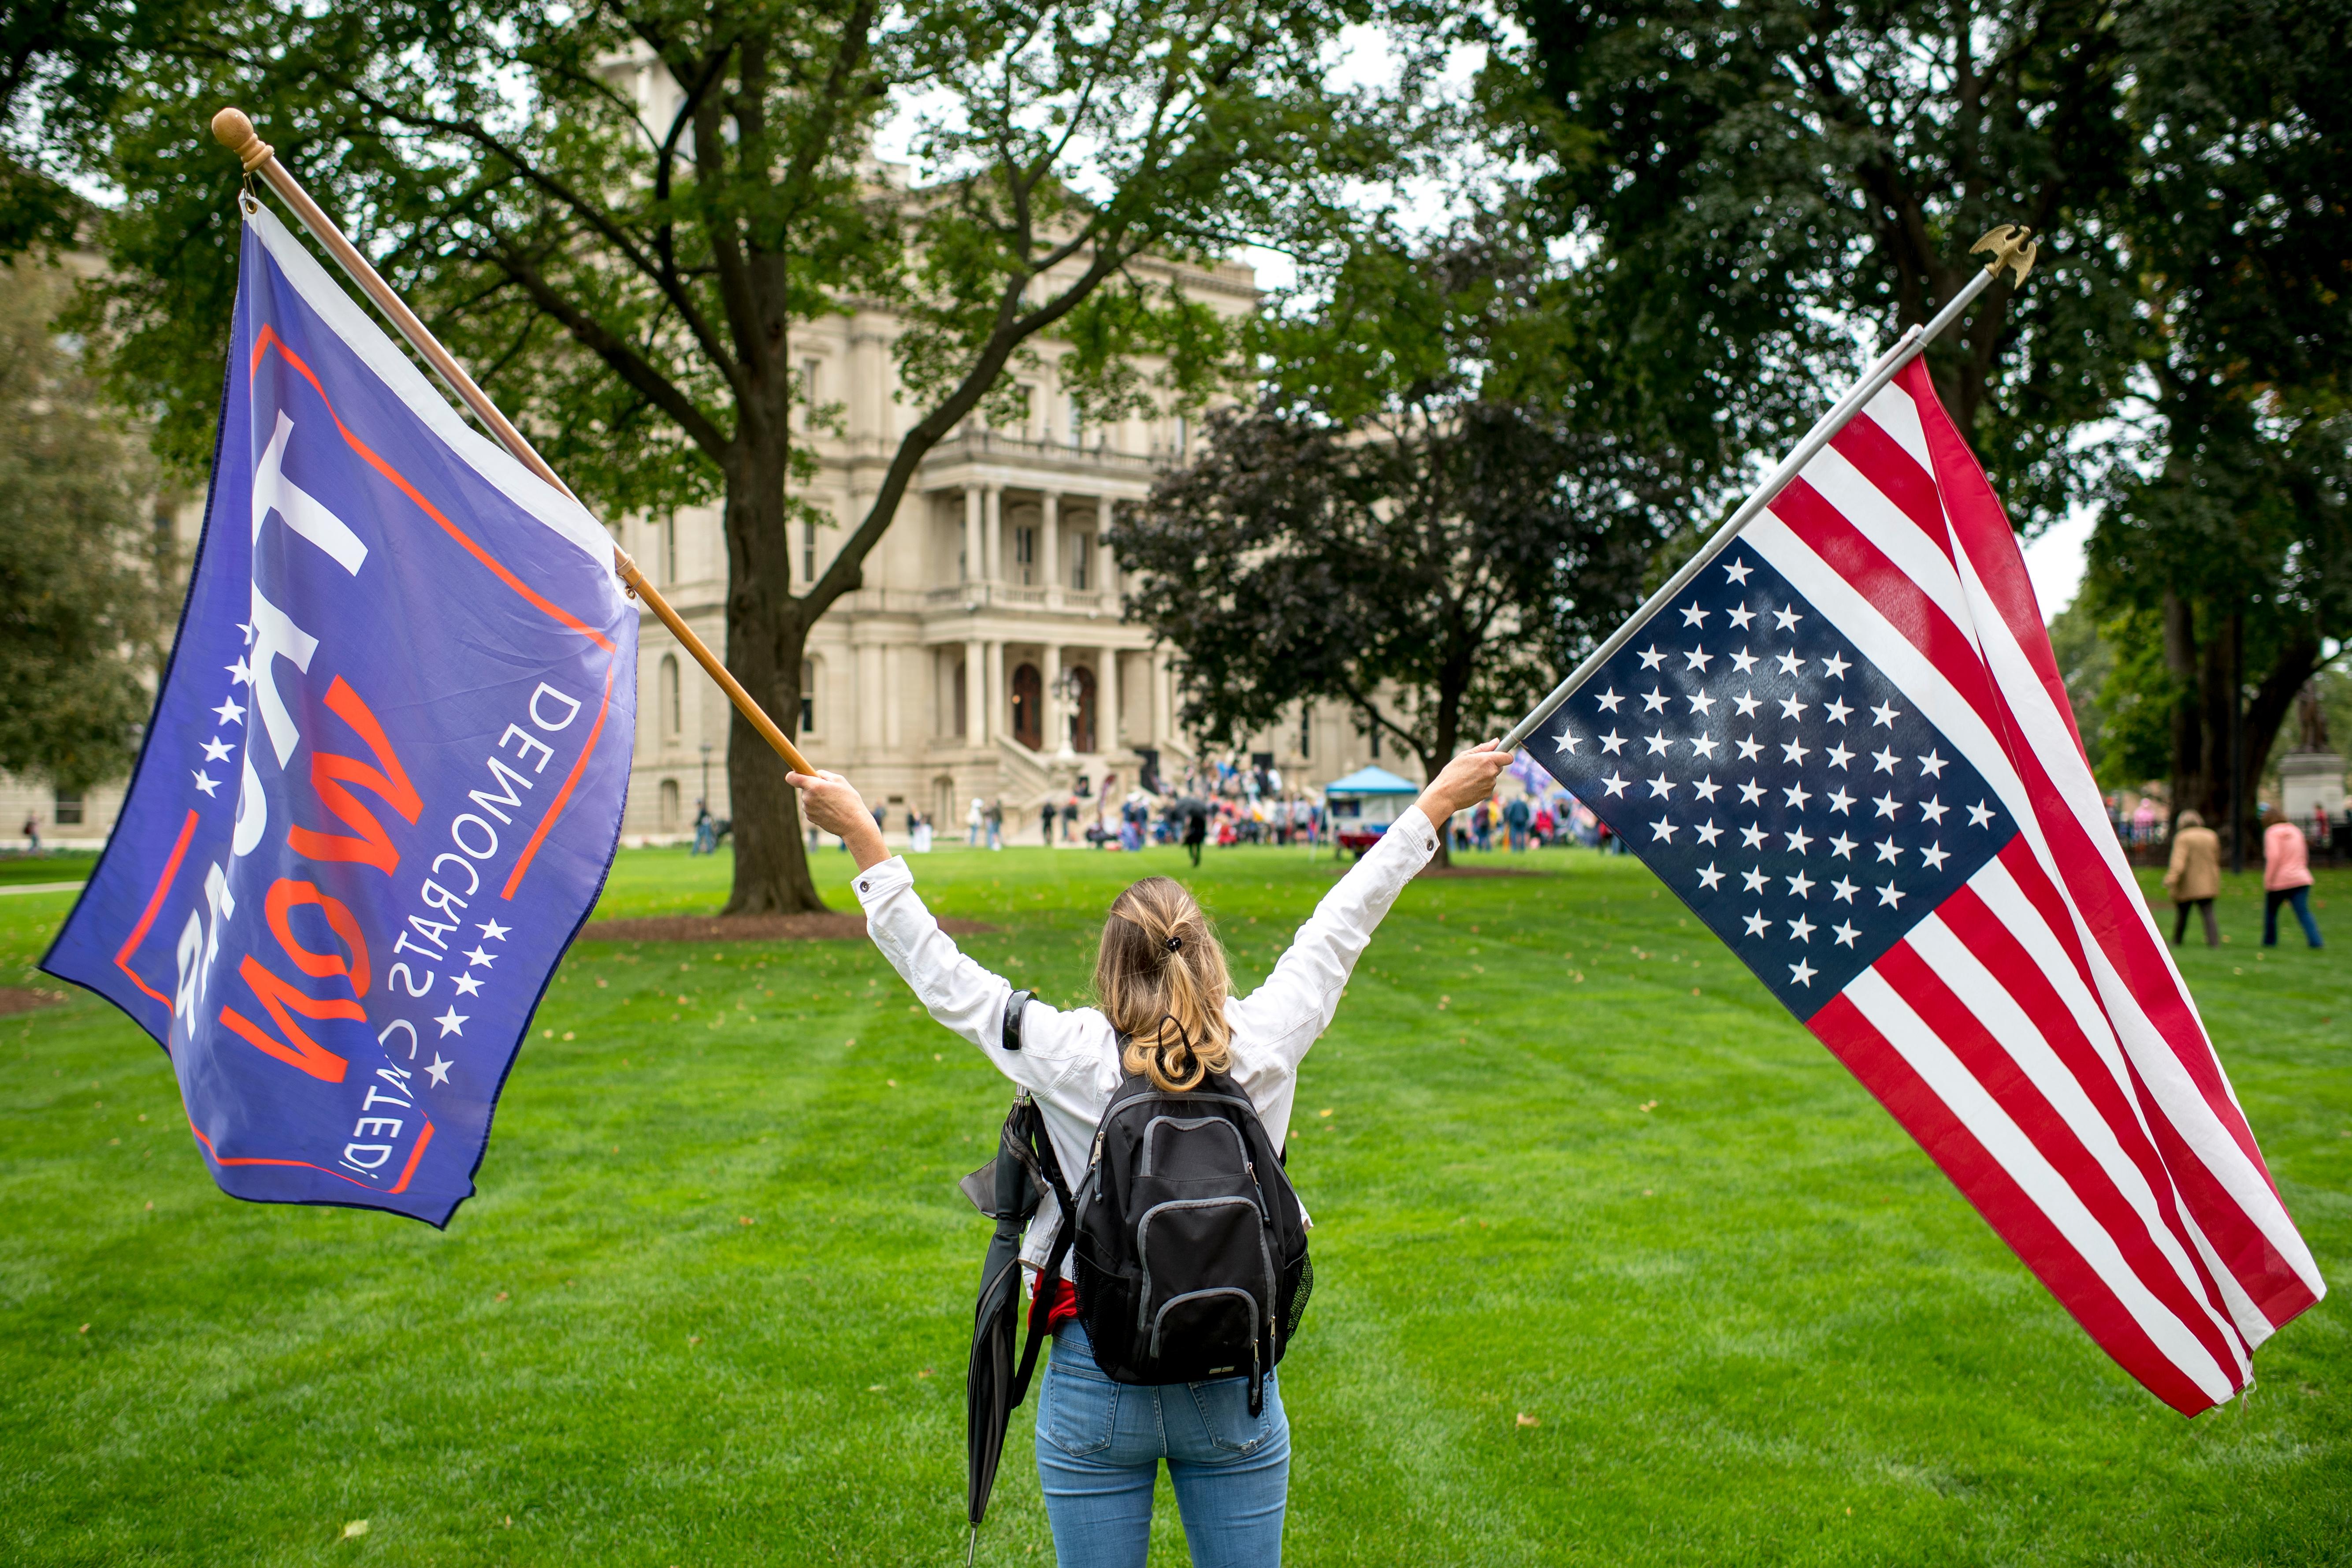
[2262,819,2323,948]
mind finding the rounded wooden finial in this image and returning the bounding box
[211,107,273,172]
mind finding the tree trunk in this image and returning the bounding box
[2161,591,2202,825]
[2242,634,2322,806]
[1421,684,1463,870]
[721,457,827,916]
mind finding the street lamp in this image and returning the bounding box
[1051,668,1082,760]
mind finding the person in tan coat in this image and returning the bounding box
[2164,809,2223,947]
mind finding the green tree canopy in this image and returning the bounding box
[2082,0,2352,836]
[1499,0,2143,526]
[57,0,1414,910]
[1115,225,1667,850]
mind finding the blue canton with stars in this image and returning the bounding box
[1532,542,2020,1018]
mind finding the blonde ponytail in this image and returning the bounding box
[1095,877,1233,1092]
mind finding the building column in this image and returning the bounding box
[984,485,1004,582]
[964,636,986,745]
[1100,648,1121,751]
[1040,491,1061,600]
[882,643,900,749]
[1041,641,1063,754]
[1153,649,1171,746]
[1096,497,1119,600]
[962,487,982,583]
[987,640,1007,750]
[856,641,884,754]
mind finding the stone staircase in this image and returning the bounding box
[996,735,1058,812]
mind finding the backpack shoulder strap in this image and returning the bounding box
[1007,1108,1078,1408]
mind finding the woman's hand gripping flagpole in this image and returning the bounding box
[1497,225,2040,756]
[208,106,815,778]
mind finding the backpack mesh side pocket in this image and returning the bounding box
[1284,1252,1314,1346]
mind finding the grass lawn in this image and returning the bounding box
[3,840,2346,1565]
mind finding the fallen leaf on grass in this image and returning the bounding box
[340,1519,369,1540]
[1516,1413,1540,1428]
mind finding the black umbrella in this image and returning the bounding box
[958,1093,1071,1564]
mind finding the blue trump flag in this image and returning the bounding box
[43,202,637,1226]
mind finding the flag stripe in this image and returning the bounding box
[1810,988,2229,1415]
[1770,394,2323,1316]
[1744,498,2311,1300]
[1835,966,2237,1407]
[1890,916,2248,1379]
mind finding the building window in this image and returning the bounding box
[1172,413,1186,456]
[799,357,821,425]
[1068,395,1085,449]
[1070,664,1097,753]
[1014,525,1035,585]
[661,516,677,584]
[660,654,681,736]
[1299,706,1311,758]
[799,660,819,736]
[659,778,680,830]
[1071,531,1091,592]
[803,519,817,584]
[801,695,815,735]
[1012,663,1042,750]
[53,791,83,826]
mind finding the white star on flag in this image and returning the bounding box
[464,945,497,968]
[451,972,484,996]
[434,1007,468,1037]
[201,737,233,762]
[192,771,220,796]
[212,697,245,725]
[425,1054,454,1086]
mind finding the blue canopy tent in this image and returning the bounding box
[1323,765,1421,858]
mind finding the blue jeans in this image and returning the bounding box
[2264,886,2323,947]
[1035,1319,1289,1568]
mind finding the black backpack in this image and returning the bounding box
[1052,1064,1313,1415]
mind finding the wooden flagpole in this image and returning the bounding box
[209,106,816,779]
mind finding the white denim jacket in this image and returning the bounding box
[852,805,1441,1279]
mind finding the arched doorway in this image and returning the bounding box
[1011,663,1043,750]
[1070,664,1096,753]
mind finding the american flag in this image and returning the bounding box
[1532,360,2323,1415]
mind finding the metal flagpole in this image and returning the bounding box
[208,107,817,778]
[1499,226,2040,753]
